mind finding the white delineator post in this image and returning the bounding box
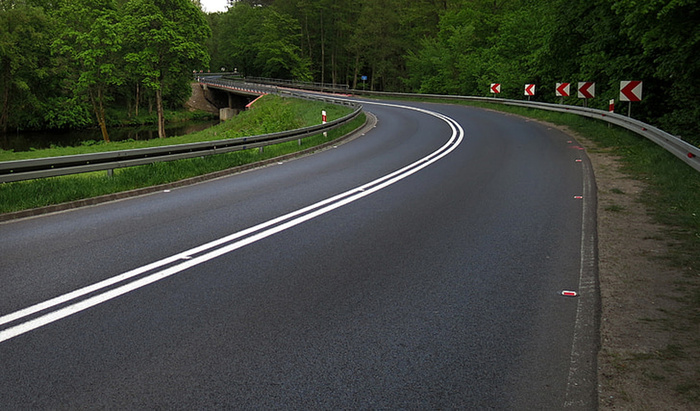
[322,110,328,137]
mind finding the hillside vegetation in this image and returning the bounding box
[207,0,699,146]
[2,0,698,146]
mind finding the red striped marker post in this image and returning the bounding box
[322,110,328,137]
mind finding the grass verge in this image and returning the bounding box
[0,95,361,214]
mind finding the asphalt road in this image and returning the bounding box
[0,98,598,409]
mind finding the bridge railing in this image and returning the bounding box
[243,76,350,93]
[0,84,362,183]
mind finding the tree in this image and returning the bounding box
[613,0,700,143]
[215,3,309,80]
[255,9,309,79]
[122,0,210,138]
[52,0,123,142]
[0,2,49,133]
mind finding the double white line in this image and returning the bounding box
[0,102,464,344]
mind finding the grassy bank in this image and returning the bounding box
[0,95,352,161]
[0,95,360,213]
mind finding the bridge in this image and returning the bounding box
[194,73,352,121]
[195,75,267,120]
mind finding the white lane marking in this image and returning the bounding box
[0,103,464,344]
[564,157,598,408]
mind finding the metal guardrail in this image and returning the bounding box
[351,89,700,172]
[200,77,276,97]
[0,83,362,183]
[244,76,350,93]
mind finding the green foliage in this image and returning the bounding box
[52,0,123,141]
[211,0,699,144]
[0,2,50,132]
[121,0,210,138]
[0,0,211,134]
[2,0,698,145]
[215,3,310,80]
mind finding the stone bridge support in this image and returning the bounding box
[200,84,253,121]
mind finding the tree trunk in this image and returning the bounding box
[1,83,9,134]
[331,48,337,87]
[352,52,359,89]
[90,88,111,143]
[320,9,325,85]
[156,86,166,139]
[135,82,140,117]
[0,60,10,134]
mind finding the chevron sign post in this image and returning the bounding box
[577,81,595,107]
[490,83,501,94]
[556,82,570,97]
[524,84,535,97]
[620,81,642,102]
[577,82,595,99]
[620,80,643,117]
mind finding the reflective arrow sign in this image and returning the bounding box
[578,82,595,99]
[556,82,570,97]
[620,81,642,102]
[524,84,535,96]
[490,83,501,94]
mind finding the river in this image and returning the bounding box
[0,120,219,152]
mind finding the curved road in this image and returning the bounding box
[0,98,597,409]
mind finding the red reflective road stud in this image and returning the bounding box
[562,290,578,297]
[574,195,583,199]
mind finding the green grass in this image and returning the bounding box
[0,95,351,161]
[0,95,360,213]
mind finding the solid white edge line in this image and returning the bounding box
[564,157,598,409]
[0,104,456,329]
[0,104,464,344]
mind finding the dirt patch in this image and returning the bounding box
[572,132,700,410]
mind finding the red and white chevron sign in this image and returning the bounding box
[556,82,570,97]
[490,83,501,94]
[524,84,535,96]
[620,81,642,102]
[577,82,595,99]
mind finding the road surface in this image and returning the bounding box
[0,98,597,409]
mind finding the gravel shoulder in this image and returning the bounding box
[573,132,700,410]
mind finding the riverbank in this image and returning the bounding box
[0,95,360,214]
[1,83,219,152]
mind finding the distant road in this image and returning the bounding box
[0,98,597,408]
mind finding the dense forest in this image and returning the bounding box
[0,0,210,141]
[207,0,699,146]
[1,0,698,146]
